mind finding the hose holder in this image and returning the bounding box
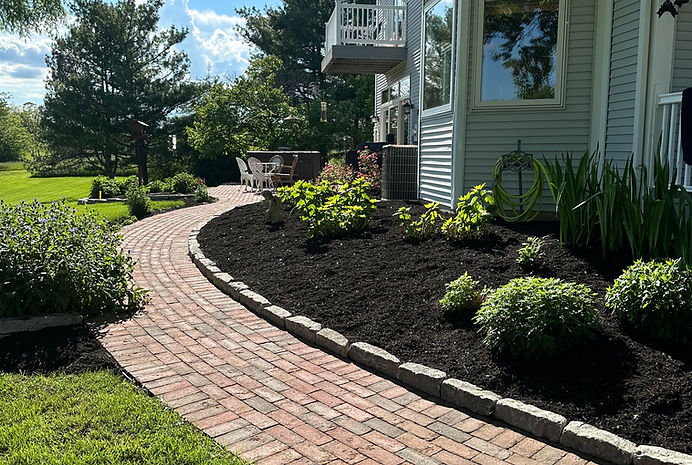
[499,140,534,212]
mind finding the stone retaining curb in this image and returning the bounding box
[189,213,692,465]
[0,313,82,338]
[78,193,195,205]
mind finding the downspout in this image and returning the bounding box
[632,0,653,177]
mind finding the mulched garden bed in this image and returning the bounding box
[199,201,692,453]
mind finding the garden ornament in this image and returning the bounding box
[263,191,282,225]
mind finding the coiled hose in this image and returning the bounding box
[492,157,548,222]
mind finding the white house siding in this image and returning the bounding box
[672,10,692,92]
[604,0,640,165]
[460,0,596,196]
[419,111,455,205]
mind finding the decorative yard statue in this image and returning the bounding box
[263,191,282,225]
[658,0,689,17]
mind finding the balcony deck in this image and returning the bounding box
[321,3,407,75]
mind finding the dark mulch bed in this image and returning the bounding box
[0,325,120,375]
[199,201,692,453]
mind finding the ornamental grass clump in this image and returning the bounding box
[0,200,147,318]
[440,273,483,313]
[605,259,692,345]
[474,277,599,360]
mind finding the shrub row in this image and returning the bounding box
[90,173,201,199]
[441,258,692,359]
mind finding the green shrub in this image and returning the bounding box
[605,259,692,345]
[517,236,543,268]
[440,273,483,313]
[278,178,376,238]
[126,186,151,219]
[442,184,495,240]
[171,173,197,194]
[146,179,169,193]
[0,200,147,317]
[396,202,441,240]
[118,176,140,195]
[194,184,212,203]
[474,277,599,359]
[89,176,121,199]
[318,158,356,185]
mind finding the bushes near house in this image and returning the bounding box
[126,186,152,219]
[194,184,212,203]
[397,202,441,240]
[474,277,599,360]
[357,149,381,193]
[278,178,376,238]
[171,173,197,194]
[0,200,146,318]
[440,273,483,313]
[606,259,692,345]
[517,236,544,268]
[318,157,356,185]
[442,184,495,240]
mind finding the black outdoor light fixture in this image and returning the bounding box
[658,0,689,17]
[402,99,413,115]
[370,114,379,124]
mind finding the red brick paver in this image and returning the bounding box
[101,185,597,465]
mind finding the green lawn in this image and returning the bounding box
[0,169,183,222]
[0,371,248,465]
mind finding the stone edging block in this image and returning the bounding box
[397,362,446,397]
[348,342,400,378]
[635,446,692,465]
[441,378,500,416]
[285,316,322,342]
[0,313,82,337]
[188,212,692,465]
[315,328,349,357]
[494,398,567,443]
[560,421,636,465]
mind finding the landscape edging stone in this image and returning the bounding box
[560,421,636,465]
[0,313,83,338]
[189,211,692,465]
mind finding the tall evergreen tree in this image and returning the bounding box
[42,0,203,177]
[0,0,64,35]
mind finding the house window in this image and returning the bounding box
[476,0,566,107]
[423,0,455,112]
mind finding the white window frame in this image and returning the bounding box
[421,0,457,117]
[473,0,569,110]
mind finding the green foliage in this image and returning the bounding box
[475,277,599,360]
[90,176,121,198]
[0,371,249,465]
[146,179,170,193]
[0,0,63,35]
[442,184,495,240]
[517,236,543,268]
[278,178,376,238]
[193,184,212,203]
[357,149,381,194]
[171,172,197,194]
[440,273,483,313]
[319,158,356,185]
[396,202,441,240]
[188,56,305,159]
[605,259,692,345]
[42,0,203,177]
[0,200,147,317]
[0,96,36,162]
[126,186,151,219]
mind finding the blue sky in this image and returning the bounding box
[0,0,280,106]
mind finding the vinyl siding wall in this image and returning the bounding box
[460,0,596,196]
[672,10,692,92]
[604,0,640,165]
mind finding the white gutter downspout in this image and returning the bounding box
[632,0,653,175]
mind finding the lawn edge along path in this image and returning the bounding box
[191,210,692,465]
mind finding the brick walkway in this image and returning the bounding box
[101,184,597,465]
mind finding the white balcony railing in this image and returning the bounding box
[325,2,407,51]
[656,91,692,189]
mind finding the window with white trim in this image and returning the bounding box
[476,0,566,108]
[422,0,455,112]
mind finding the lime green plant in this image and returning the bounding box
[442,184,495,240]
[440,272,483,313]
[517,236,543,268]
[396,202,441,240]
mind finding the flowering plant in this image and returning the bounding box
[318,159,356,185]
[357,148,381,193]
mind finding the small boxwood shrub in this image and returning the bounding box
[605,259,692,345]
[517,236,544,268]
[126,186,151,219]
[171,173,197,194]
[440,272,483,313]
[474,277,599,359]
[0,200,147,317]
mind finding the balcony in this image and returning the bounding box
[321,2,407,74]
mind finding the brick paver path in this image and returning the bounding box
[101,184,597,465]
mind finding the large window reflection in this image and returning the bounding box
[480,0,561,103]
[423,0,455,111]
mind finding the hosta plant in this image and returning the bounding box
[475,277,599,359]
[440,273,483,313]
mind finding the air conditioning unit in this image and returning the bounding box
[381,145,418,201]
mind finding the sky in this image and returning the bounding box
[0,0,280,106]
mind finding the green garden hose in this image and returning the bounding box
[492,157,547,222]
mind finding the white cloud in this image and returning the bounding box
[0,34,51,104]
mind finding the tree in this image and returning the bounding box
[0,0,64,35]
[237,0,375,154]
[188,56,305,160]
[0,95,36,162]
[42,0,203,178]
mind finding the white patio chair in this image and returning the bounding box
[236,157,253,191]
[247,157,274,192]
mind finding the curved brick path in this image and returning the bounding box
[101,184,598,465]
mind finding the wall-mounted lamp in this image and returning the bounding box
[402,99,414,115]
[370,114,379,124]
